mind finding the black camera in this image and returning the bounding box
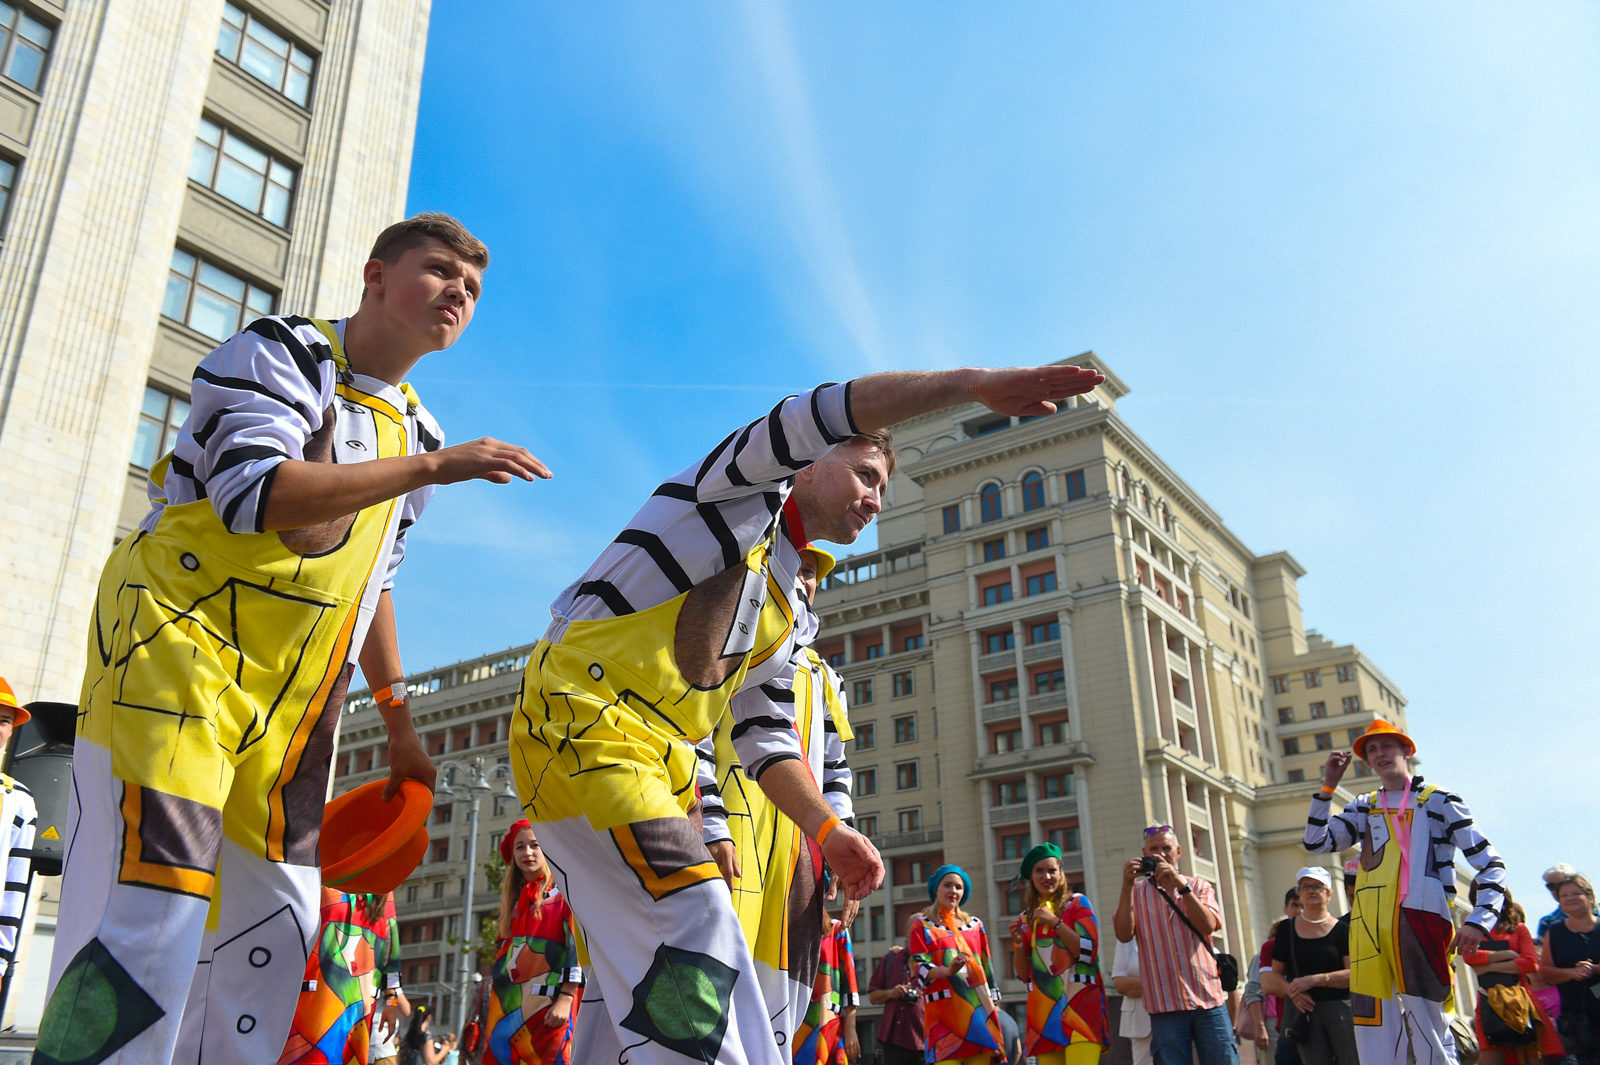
[1138,855,1159,877]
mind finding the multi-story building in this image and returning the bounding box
[327,352,1414,1041]
[813,352,1411,1028]
[0,0,430,1030]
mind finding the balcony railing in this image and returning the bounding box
[990,803,1030,826]
[981,699,1021,722]
[893,883,927,903]
[873,827,944,851]
[1023,640,1062,664]
[1034,796,1078,818]
[978,650,1015,673]
[1027,689,1069,714]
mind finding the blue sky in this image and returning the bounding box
[395,3,1600,917]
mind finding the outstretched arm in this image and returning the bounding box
[845,365,1104,434]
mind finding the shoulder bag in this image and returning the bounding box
[1154,881,1240,992]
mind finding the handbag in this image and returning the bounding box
[1479,984,1538,1046]
[1154,881,1240,992]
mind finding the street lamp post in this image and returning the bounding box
[435,756,519,1034]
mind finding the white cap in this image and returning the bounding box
[1544,864,1577,884]
[1295,866,1333,889]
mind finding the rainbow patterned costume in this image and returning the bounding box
[909,914,1003,1064]
[278,891,401,1065]
[483,882,583,1065]
[793,918,859,1065]
[1017,894,1107,1060]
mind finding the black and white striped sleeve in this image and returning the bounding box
[685,383,857,503]
[821,664,855,824]
[696,735,730,845]
[1304,789,1365,853]
[0,783,36,975]
[1434,789,1507,931]
[728,666,804,782]
[172,316,335,534]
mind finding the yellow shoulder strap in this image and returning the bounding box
[309,317,422,411]
[807,649,854,742]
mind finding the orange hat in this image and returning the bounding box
[0,678,30,727]
[321,779,432,894]
[1352,719,1415,762]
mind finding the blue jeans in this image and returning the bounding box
[1150,1004,1240,1065]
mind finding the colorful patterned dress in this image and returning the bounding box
[1016,894,1108,1058]
[910,912,1003,1064]
[483,881,583,1065]
[278,890,401,1065]
[794,918,860,1065]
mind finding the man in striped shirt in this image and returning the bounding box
[1113,825,1238,1065]
[40,215,550,1065]
[512,363,1104,1065]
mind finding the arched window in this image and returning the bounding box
[1021,471,1045,512]
[980,483,1003,523]
[1119,466,1131,498]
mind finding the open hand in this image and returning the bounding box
[972,365,1105,417]
[432,437,552,485]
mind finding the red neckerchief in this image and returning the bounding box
[781,496,808,551]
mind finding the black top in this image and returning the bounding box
[1547,919,1600,1018]
[1273,915,1350,1002]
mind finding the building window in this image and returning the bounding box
[893,714,916,742]
[897,808,921,832]
[990,727,1022,753]
[1278,706,1294,725]
[1025,572,1057,596]
[1037,719,1066,745]
[1000,880,1025,914]
[1309,701,1327,719]
[163,248,274,342]
[982,538,1006,562]
[855,722,876,751]
[855,768,877,797]
[1348,727,1364,743]
[1336,664,1356,683]
[131,386,192,470]
[1033,668,1065,693]
[404,885,418,903]
[994,778,1026,805]
[852,679,874,705]
[0,3,51,92]
[1021,471,1045,511]
[1025,526,1050,552]
[894,761,919,790]
[869,906,886,941]
[1287,769,1306,782]
[429,839,448,863]
[1304,669,1321,688]
[1039,770,1075,798]
[827,651,845,668]
[863,643,883,659]
[431,882,445,899]
[1342,696,1361,714]
[1282,737,1300,755]
[902,634,923,651]
[984,629,1014,654]
[1045,825,1081,852]
[981,582,1013,606]
[1065,468,1086,501]
[217,2,315,106]
[190,118,297,226]
[892,671,914,698]
[1271,675,1289,694]
[988,677,1019,702]
[857,815,877,838]
[942,504,961,533]
[1315,732,1333,751]
[1028,619,1060,644]
[980,483,1003,523]
[0,154,15,230]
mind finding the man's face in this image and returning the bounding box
[0,707,15,750]
[1142,829,1180,867]
[794,440,889,545]
[1362,735,1408,777]
[1284,895,1303,918]
[366,237,482,351]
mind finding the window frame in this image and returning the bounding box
[0,3,53,93]
[190,116,297,227]
[216,1,317,107]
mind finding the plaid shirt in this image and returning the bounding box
[1130,876,1225,1014]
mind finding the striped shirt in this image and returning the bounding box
[0,774,37,976]
[147,315,441,589]
[1129,876,1226,1014]
[545,383,856,651]
[1304,776,1506,932]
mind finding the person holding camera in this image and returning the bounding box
[866,943,925,1065]
[1259,868,1355,1065]
[1112,826,1237,1065]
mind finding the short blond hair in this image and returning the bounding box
[369,212,488,270]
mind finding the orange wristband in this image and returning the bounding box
[815,815,842,847]
[372,684,407,709]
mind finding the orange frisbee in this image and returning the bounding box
[321,779,433,894]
